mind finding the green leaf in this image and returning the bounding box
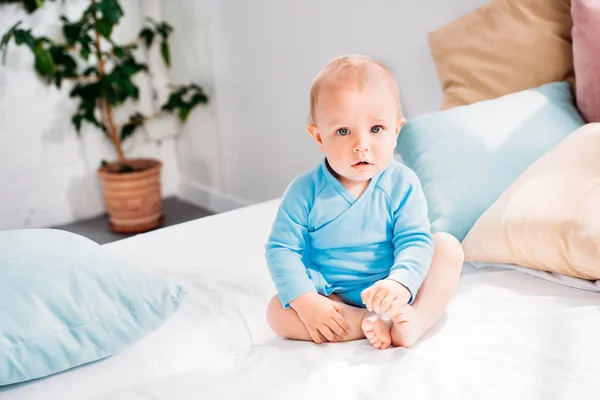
[129,112,145,121]
[160,40,170,67]
[120,112,146,141]
[155,22,173,39]
[62,20,83,46]
[178,106,191,123]
[127,82,139,100]
[4,0,51,13]
[70,82,101,103]
[13,29,35,49]
[82,66,98,76]
[0,32,11,53]
[139,27,154,48]
[25,0,45,13]
[160,83,209,123]
[76,35,93,60]
[120,59,139,75]
[33,41,55,76]
[95,18,113,39]
[80,46,91,60]
[120,123,137,142]
[0,0,52,13]
[1,33,13,64]
[47,44,78,88]
[160,92,179,112]
[72,114,84,133]
[97,0,124,25]
[191,92,208,105]
[100,61,144,106]
[71,94,106,134]
[111,43,137,60]
[113,46,125,58]
[1,22,23,54]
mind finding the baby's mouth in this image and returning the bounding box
[352,161,372,168]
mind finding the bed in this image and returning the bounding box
[1,198,599,400]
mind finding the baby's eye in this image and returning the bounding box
[336,128,350,136]
[371,125,383,134]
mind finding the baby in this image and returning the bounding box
[265,55,464,349]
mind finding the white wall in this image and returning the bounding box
[0,0,492,228]
[161,0,239,213]
[171,0,491,211]
[0,0,181,230]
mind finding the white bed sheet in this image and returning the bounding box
[1,199,600,399]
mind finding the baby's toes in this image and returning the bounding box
[361,316,375,338]
[361,313,392,350]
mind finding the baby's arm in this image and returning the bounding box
[265,180,351,342]
[265,180,317,308]
[386,169,434,304]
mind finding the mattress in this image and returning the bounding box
[1,199,599,399]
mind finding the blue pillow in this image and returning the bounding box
[0,229,186,386]
[397,81,585,242]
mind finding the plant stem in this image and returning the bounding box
[64,76,98,83]
[92,3,125,163]
[115,110,166,131]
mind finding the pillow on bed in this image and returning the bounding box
[462,123,600,280]
[0,229,186,386]
[397,81,585,242]
[572,0,600,123]
[429,0,574,110]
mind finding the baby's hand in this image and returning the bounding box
[290,292,350,344]
[361,280,411,315]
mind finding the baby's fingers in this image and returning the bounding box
[330,314,350,337]
[319,325,337,343]
[331,303,350,334]
[307,326,323,344]
[371,288,387,313]
[361,287,377,311]
[379,294,396,314]
[327,318,347,339]
[332,301,344,316]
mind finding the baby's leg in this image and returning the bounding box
[266,294,367,343]
[391,232,464,348]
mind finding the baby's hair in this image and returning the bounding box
[308,54,403,125]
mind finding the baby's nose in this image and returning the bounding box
[353,136,370,152]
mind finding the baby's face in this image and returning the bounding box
[309,81,403,186]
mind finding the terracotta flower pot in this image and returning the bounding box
[97,158,164,233]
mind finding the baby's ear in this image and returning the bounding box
[396,117,406,135]
[307,124,324,149]
[394,118,406,148]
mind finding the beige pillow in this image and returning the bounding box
[429,0,575,110]
[462,123,600,280]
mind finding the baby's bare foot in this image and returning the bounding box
[391,304,427,348]
[361,313,392,350]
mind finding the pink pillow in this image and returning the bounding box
[572,0,600,122]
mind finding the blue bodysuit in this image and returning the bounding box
[265,158,434,309]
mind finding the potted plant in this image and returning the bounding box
[0,0,209,233]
